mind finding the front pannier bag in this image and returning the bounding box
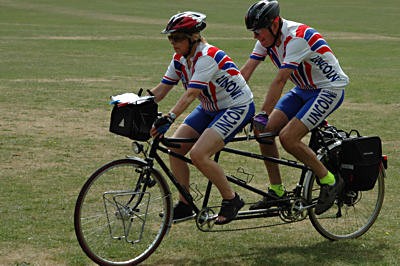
[109,98,158,141]
[340,135,382,191]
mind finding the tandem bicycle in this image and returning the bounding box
[74,95,387,265]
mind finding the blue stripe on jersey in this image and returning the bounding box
[214,50,225,63]
[281,64,297,69]
[189,83,207,90]
[269,49,281,68]
[297,64,309,84]
[222,62,238,71]
[162,78,178,85]
[173,60,182,70]
[200,90,217,111]
[310,39,328,51]
[250,54,265,61]
[303,28,317,41]
[290,73,300,85]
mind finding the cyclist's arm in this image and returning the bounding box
[169,88,201,118]
[261,67,293,114]
[167,55,214,117]
[150,82,174,103]
[240,58,262,82]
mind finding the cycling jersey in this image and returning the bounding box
[250,19,349,90]
[162,42,254,111]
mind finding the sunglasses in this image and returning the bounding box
[167,33,188,43]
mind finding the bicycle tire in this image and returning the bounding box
[305,154,385,241]
[74,158,172,265]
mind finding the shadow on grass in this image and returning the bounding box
[240,240,388,265]
[144,240,388,266]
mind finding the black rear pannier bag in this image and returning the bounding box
[340,136,382,191]
[109,98,158,141]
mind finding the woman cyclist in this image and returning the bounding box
[150,11,255,224]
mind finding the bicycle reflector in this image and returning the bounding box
[382,155,388,169]
[132,141,143,154]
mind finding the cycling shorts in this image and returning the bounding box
[183,102,255,143]
[275,87,344,130]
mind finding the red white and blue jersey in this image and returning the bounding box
[250,19,349,90]
[162,42,253,111]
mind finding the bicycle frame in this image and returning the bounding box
[141,127,322,221]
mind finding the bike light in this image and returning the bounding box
[382,155,388,169]
[132,141,143,154]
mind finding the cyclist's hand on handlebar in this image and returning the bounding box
[151,114,175,136]
[253,111,269,131]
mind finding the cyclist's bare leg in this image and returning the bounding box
[190,128,234,200]
[190,128,240,223]
[279,118,327,178]
[257,109,289,185]
[259,140,282,184]
[169,124,199,204]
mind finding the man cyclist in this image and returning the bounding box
[240,0,349,215]
[150,11,255,224]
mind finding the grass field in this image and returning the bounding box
[1,0,399,265]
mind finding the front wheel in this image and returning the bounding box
[74,158,172,265]
[305,156,385,241]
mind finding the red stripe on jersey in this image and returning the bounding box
[208,82,219,110]
[304,62,316,88]
[173,53,182,61]
[308,33,323,47]
[283,36,292,49]
[316,46,332,54]
[192,51,203,70]
[207,46,219,58]
[293,71,305,88]
[181,66,189,88]
[190,80,208,86]
[227,69,240,76]
[252,52,266,58]
[163,76,178,83]
[295,24,309,38]
[218,56,230,69]
[283,36,292,59]
[173,53,183,77]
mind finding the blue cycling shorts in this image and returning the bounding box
[275,87,344,130]
[183,102,255,143]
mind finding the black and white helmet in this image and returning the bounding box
[245,0,280,31]
[162,11,207,34]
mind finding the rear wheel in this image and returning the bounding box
[74,158,172,265]
[306,155,385,240]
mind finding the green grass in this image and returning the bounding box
[0,0,399,265]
